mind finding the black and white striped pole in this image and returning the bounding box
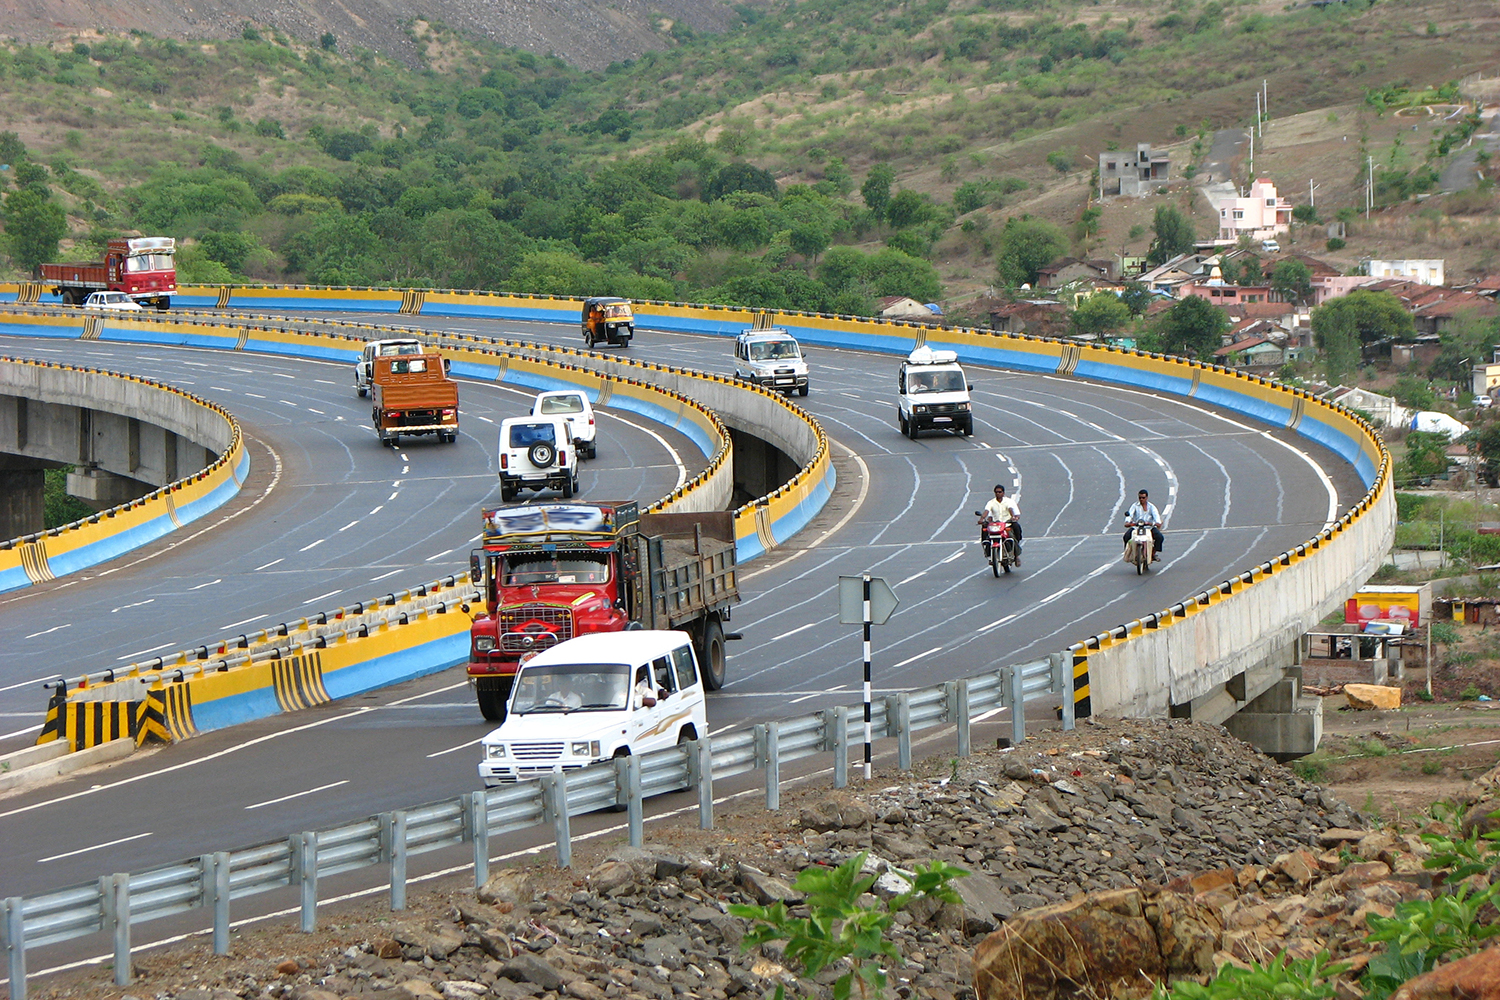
[838,573,899,782]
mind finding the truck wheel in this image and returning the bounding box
[699,616,726,691]
[476,678,513,722]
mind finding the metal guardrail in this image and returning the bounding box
[1,655,1072,999]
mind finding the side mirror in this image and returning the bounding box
[973,511,983,517]
[443,358,452,374]
[968,383,974,391]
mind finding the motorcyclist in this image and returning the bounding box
[982,483,1022,566]
[1123,488,1165,562]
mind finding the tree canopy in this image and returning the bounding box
[994,216,1065,288]
[1146,204,1196,265]
[1153,295,1228,358]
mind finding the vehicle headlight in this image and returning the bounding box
[571,741,600,757]
[475,636,496,652]
[914,405,929,414]
[486,744,506,759]
[958,402,970,411]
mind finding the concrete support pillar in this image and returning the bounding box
[66,468,150,510]
[0,466,46,538]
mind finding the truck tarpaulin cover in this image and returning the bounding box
[1409,411,1469,440]
[483,504,613,537]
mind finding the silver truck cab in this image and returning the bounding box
[355,338,425,397]
[897,346,973,438]
[734,328,809,397]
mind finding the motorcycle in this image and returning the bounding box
[974,512,1016,576]
[1124,522,1155,575]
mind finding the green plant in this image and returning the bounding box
[730,851,967,1000]
[1291,757,1326,783]
[1461,683,1483,700]
[1429,621,1461,646]
[1416,688,1434,701]
[1151,950,1347,999]
[1361,883,1500,996]
[1326,237,1346,251]
[1422,760,1444,775]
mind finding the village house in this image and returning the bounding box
[1035,258,1115,288]
[1098,143,1171,198]
[1213,178,1292,243]
[988,299,1069,337]
[1367,259,1445,285]
[878,296,942,322]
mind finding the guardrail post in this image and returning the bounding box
[1010,663,1027,746]
[110,873,131,985]
[541,772,571,869]
[4,896,27,1000]
[694,740,714,829]
[948,679,971,757]
[893,693,912,772]
[389,811,408,911]
[294,833,318,932]
[763,722,780,811]
[615,754,644,847]
[468,792,489,889]
[1054,652,1075,731]
[200,852,231,955]
[827,706,849,788]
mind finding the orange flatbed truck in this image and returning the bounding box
[370,353,459,447]
[40,236,176,308]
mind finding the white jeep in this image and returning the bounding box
[530,390,597,459]
[897,346,973,438]
[498,416,579,502]
[734,328,809,396]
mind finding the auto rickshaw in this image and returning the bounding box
[581,297,634,348]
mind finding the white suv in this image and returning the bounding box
[355,338,425,397]
[897,346,973,438]
[530,390,597,459]
[498,416,578,502]
[734,328,809,396]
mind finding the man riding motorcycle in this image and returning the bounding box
[982,484,1022,566]
[1123,488,1164,562]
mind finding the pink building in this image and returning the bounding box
[1215,178,1292,242]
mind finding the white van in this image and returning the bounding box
[477,630,708,787]
[734,328,809,396]
[897,345,973,438]
[355,338,425,397]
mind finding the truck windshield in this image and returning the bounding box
[125,254,174,273]
[907,369,966,393]
[749,341,800,361]
[511,664,630,713]
[501,553,609,586]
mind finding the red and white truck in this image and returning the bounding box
[40,236,177,309]
[465,502,740,721]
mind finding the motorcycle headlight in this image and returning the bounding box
[475,636,496,652]
[486,743,506,759]
[571,741,600,757]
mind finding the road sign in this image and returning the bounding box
[838,575,897,625]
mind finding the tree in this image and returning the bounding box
[1146,204,1196,265]
[4,188,66,270]
[1071,294,1132,338]
[788,222,829,261]
[1397,430,1451,485]
[994,215,1065,288]
[706,163,777,201]
[1154,295,1228,358]
[1119,281,1153,316]
[885,189,936,229]
[1270,259,1313,305]
[861,164,895,218]
[1312,305,1361,386]
[1310,289,1414,346]
[1430,310,1500,383]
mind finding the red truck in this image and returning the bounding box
[40,236,177,309]
[465,502,740,721]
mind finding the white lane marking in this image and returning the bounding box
[37,831,153,863]
[0,672,62,693]
[387,491,399,501]
[304,590,341,605]
[425,548,455,562]
[308,408,325,415]
[427,737,484,759]
[977,614,1017,633]
[244,392,265,398]
[117,642,173,661]
[280,399,298,407]
[190,579,222,591]
[338,520,359,532]
[273,372,296,379]
[898,547,964,586]
[770,622,817,642]
[602,412,687,489]
[298,538,325,552]
[24,624,71,639]
[220,616,265,630]
[371,569,403,582]
[245,780,348,810]
[368,505,384,516]
[111,599,155,613]
[476,415,494,423]
[892,645,943,668]
[254,558,283,571]
[209,385,232,392]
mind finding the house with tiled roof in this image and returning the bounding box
[1036,258,1115,288]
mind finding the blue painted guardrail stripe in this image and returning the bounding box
[322,634,470,701]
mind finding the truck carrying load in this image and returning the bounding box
[40,237,176,309]
[370,352,458,446]
[465,501,740,721]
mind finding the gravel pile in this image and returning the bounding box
[38,718,1370,1000]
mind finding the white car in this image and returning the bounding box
[734,328,809,396]
[1261,240,1281,253]
[531,390,597,459]
[354,338,425,397]
[897,345,973,438]
[82,291,143,311]
[498,415,578,502]
[478,630,707,788]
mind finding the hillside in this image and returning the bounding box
[0,0,1494,319]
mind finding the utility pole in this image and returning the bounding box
[1309,180,1319,209]
[1262,79,1268,137]
[1255,91,1261,142]
[1248,128,1254,184]
[1366,156,1374,219]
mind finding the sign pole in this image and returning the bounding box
[862,574,872,781]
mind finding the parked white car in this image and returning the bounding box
[498,415,578,502]
[354,338,425,397]
[82,291,144,311]
[478,630,707,788]
[531,390,597,459]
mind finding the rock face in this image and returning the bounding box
[1345,683,1403,710]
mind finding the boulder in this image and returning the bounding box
[798,795,876,831]
[1147,892,1223,975]
[478,869,536,908]
[1391,943,1500,999]
[586,860,637,895]
[738,863,802,905]
[1344,684,1402,710]
[501,954,568,992]
[973,888,1165,1000]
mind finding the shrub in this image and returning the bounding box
[1327,237,1346,251]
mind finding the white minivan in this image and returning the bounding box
[478,630,708,787]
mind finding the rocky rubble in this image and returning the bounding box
[40,717,1465,1000]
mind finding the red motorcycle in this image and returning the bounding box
[974,513,1016,576]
